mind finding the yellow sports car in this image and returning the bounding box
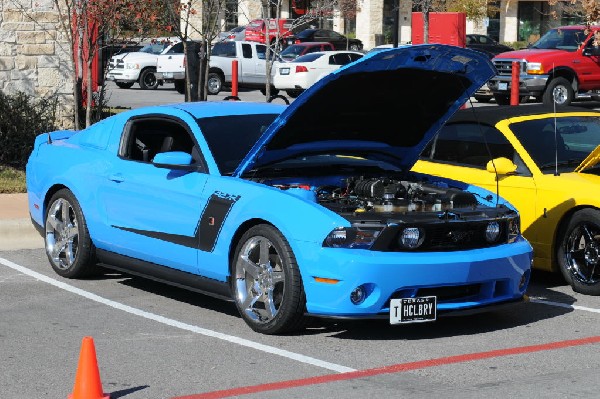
[413,105,600,295]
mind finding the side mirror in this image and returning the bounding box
[486,157,517,175]
[153,151,194,170]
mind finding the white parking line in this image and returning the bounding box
[0,257,356,374]
[530,298,600,314]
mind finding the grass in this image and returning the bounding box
[0,166,27,193]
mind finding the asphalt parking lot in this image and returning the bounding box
[2,249,600,398]
[3,81,600,399]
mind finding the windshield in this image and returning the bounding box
[196,113,279,175]
[510,116,600,172]
[139,42,172,55]
[530,28,588,51]
[280,45,306,60]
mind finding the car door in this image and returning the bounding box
[97,113,210,275]
[240,42,267,84]
[578,32,600,90]
[413,123,539,238]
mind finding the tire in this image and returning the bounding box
[349,43,360,51]
[474,96,491,103]
[139,67,159,90]
[543,77,574,106]
[267,94,289,104]
[557,209,600,295]
[116,82,134,89]
[174,80,185,94]
[260,87,279,96]
[286,89,303,98]
[44,189,97,278]
[232,224,306,334]
[207,72,223,95]
[493,93,510,105]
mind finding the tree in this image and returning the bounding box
[51,0,170,128]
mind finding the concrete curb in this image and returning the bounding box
[0,218,44,250]
[0,193,44,251]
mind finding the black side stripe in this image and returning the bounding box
[113,191,240,252]
[197,192,239,252]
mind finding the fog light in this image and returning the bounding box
[350,286,366,305]
[399,227,424,249]
[485,221,501,243]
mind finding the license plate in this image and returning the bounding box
[498,82,508,91]
[163,72,173,79]
[390,296,437,324]
[280,68,290,75]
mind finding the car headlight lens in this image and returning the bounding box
[526,62,543,74]
[485,221,501,243]
[323,227,382,249]
[507,216,520,243]
[124,62,140,70]
[399,227,425,249]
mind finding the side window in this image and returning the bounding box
[213,42,235,57]
[242,43,253,59]
[255,44,266,60]
[166,42,184,54]
[427,123,517,169]
[120,118,197,164]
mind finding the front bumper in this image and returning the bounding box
[156,71,185,81]
[487,74,548,97]
[296,238,533,319]
[106,70,140,83]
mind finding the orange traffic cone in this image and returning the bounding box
[68,336,110,399]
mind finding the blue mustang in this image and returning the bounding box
[26,44,532,334]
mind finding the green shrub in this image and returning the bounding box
[0,91,59,170]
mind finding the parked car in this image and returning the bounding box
[26,44,532,335]
[412,105,600,295]
[286,29,363,51]
[106,38,180,90]
[274,50,363,98]
[218,25,246,42]
[466,34,514,57]
[278,42,335,62]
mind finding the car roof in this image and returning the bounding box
[448,104,599,126]
[288,42,332,47]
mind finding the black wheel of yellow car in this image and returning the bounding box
[557,209,600,295]
[232,224,306,334]
[44,189,97,278]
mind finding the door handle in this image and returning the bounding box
[108,173,124,183]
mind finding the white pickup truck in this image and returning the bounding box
[156,40,277,95]
[106,38,181,90]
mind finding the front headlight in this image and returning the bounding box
[323,227,382,249]
[507,216,520,243]
[399,227,425,249]
[526,62,544,74]
[485,221,501,243]
[124,62,140,70]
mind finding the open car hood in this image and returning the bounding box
[234,44,496,177]
[575,144,600,173]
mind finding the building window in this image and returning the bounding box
[517,1,584,43]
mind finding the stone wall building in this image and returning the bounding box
[0,0,74,127]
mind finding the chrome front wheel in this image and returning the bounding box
[232,225,305,334]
